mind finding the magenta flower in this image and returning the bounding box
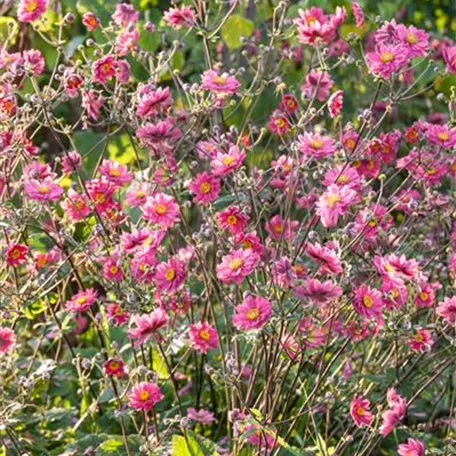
[301,69,334,101]
[125,182,152,207]
[232,295,272,331]
[396,24,429,59]
[379,388,406,436]
[350,396,373,428]
[24,178,64,202]
[316,184,356,228]
[373,254,420,285]
[17,0,48,22]
[164,6,196,30]
[268,109,290,135]
[305,242,342,275]
[408,328,433,353]
[218,206,249,235]
[351,2,364,28]
[189,172,221,205]
[82,12,100,31]
[155,257,187,292]
[201,69,240,94]
[327,89,343,118]
[216,249,259,285]
[136,86,172,119]
[265,215,299,241]
[128,381,164,411]
[104,358,126,377]
[128,308,169,346]
[136,119,182,147]
[294,278,342,306]
[82,89,104,121]
[99,160,133,187]
[187,408,216,424]
[425,124,456,148]
[103,256,124,282]
[397,438,425,456]
[436,296,456,324]
[92,55,118,84]
[65,288,98,313]
[61,151,82,174]
[142,193,180,229]
[442,45,456,74]
[366,44,408,79]
[0,327,16,354]
[23,50,45,75]
[112,3,139,28]
[6,243,29,267]
[106,304,129,326]
[298,132,336,159]
[353,285,383,319]
[61,189,91,222]
[210,145,246,176]
[189,322,219,353]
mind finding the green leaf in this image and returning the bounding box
[220,14,255,50]
[97,437,124,453]
[0,17,19,45]
[171,434,204,456]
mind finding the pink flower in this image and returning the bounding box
[201,69,240,94]
[62,151,82,173]
[128,382,164,411]
[210,145,246,176]
[189,322,219,353]
[112,3,139,27]
[187,408,216,424]
[125,182,152,207]
[128,308,168,345]
[396,24,429,59]
[350,396,373,428]
[116,59,131,83]
[61,189,91,222]
[218,206,249,235]
[279,94,299,114]
[328,90,343,118]
[301,70,334,101]
[366,44,408,79]
[351,3,364,28]
[232,295,272,331]
[379,389,407,436]
[136,86,172,119]
[294,278,342,305]
[24,178,64,202]
[104,358,126,377]
[17,0,48,22]
[164,6,196,29]
[107,304,129,326]
[216,249,259,285]
[103,256,124,281]
[92,55,118,84]
[65,288,98,313]
[99,160,133,187]
[316,184,356,228]
[155,257,187,292]
[265,215,298,241]
[353,285,383,319]
[373,254,420,285]
[6,244,29,266]
[268,110,290,135]
[408,328,433,353]
[397,439,425,456]
[298,132,336,158]
[443,45,456,74]
[82,90,104,121]
[306,242,342,275]
[136,119,182,148]
[142,193,180,229]
[82,12,100,31]
[322,165,361,189]
[23,50,45,75]
[436,296,456,324]
[0,327,15,354]
[425,124,456,148]
[189,172,221,205]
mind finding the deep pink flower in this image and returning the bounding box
[353,285,383,319]
[92,55,118,84]
[189,172,221,205]
[216,249,259,285]
[82,90,104,121]
[128,382,164,411]
[268,109,290,135]
[436,296,456,324]
[18,0,48,22]
[279,94,299,114]
[322,165,361,189]
[23,50,45,75]
[99,160,133,187]
[408,328,433,353]
[112,3,139,27]
[298,132,336,158]
[210,145,246,176]
[61,189,91,222]
[373,254,420,285]
[233,295,272,331]
[107,304,129,326]
[164,6,196,29]
[189,322,218,353]
[316,184,356,228]
[218,206,249,235]
[116,59,131,83]
[301,70,334,101]
[155,257,187,292]
[243,424,275,450]
[6,244,29,266]
[142,193,180,229]
[201,69,240,94]
[65,288,98,313]
[136,119,182,147]
[0,327,15,354]
[306,242,342,275]
[24,178,64,202]
[187,408,216,424]
[366,44,408,79]
[396,24,429,58]
[103,256,124,282]
[128,308,169,345]
[136,86,172,119]
[265,215,299,241]
[443,45,456,73]
[328,90,343,118]
[294,278,342,305]
[104,358,126,377]
[82,12,100,31]
[379,388,407,436]
[61,151,82,174]
[125,182,152,207]
[351,3,364,28]
[425,124,456,148]
[398,438,425,456]
[350,396,373,427]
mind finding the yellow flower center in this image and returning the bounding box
[437,132,449,141]
[10,248,21,259]
[405,32,418,44]
[164,268,175,281]
[155,204,167,215]
[25,0,38,12]
[337,174,349,184]
[222,156,235,166]
[110,265,119,274]
[199,329,210,341]
[110,168,121,177]
[139,390,150,401]
[109,361,119,370]
[229,258,244,270]
[309,139,324,149]
[200,182,211,194]
[326,194,341,208]
[226,215,238,225]
[38,185,50,194]
[214,76,227,85]
[76,296,88,305]
[356,406,365,416]
[362,295,374,308]
[246,308,260,321]
[380,52,395,63]
[420,292,429,301]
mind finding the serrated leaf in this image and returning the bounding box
[220,15,255,50]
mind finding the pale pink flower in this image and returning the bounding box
[24,178,64,202]
[366,44,408,79]
[436,296,456,324]
[92,55,118,84]
[210,145,246,176]
[187,408,216,424]
[443,45,456,74]
[23,50,45,75]
[306,242,342,275]
[201,69,240,94]
[82,90,104,121]
[397,438,425,456]
[164,6,196,29]
[408,328,433,353]
[294,278,342,305]
[112,3,139,27]
[99,160,133,187]
[396,24,429,58]
[316,184,356,228]
[298,132,336,158]
[328,90,343,118]
[351,3,364,28]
